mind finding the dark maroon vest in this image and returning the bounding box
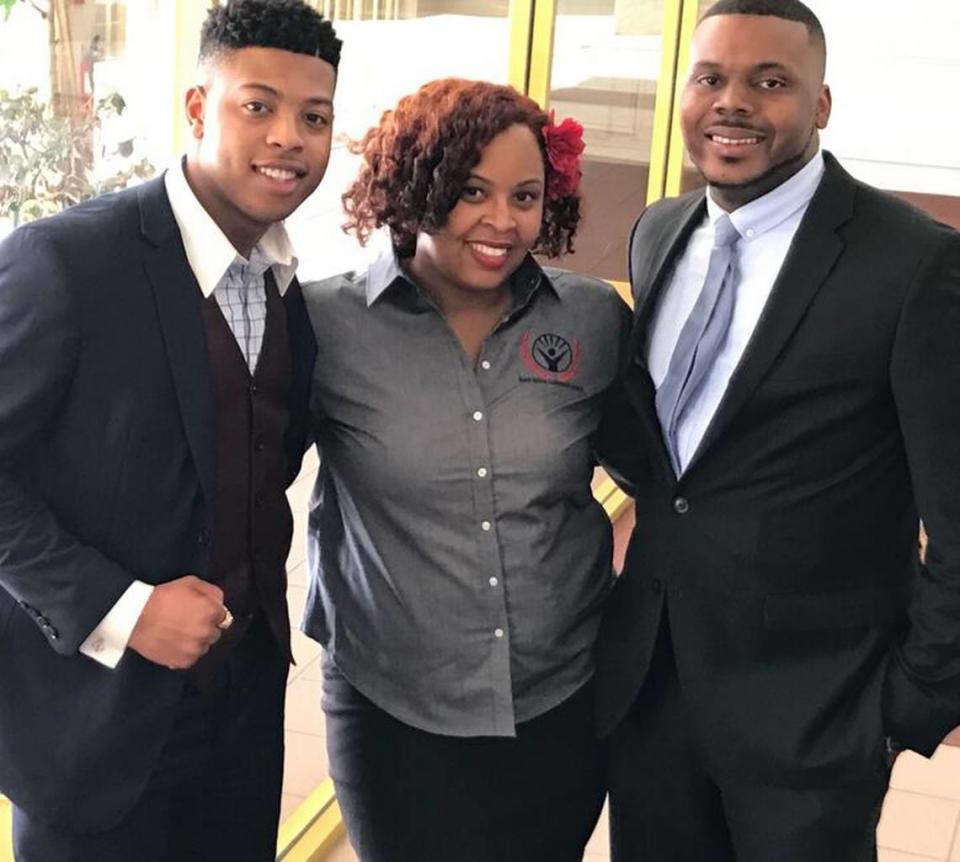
[192,272,294,678]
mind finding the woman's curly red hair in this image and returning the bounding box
[342,78,581,259]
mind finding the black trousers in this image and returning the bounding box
[13,615,288,862]
[323,661,606,862]
[608,623,891,862]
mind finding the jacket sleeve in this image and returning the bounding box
[0,225,134,656]
[886,226,960,754]
[593,295,650,496]
[593,212,654,495]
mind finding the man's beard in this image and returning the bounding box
[701,126,818,198]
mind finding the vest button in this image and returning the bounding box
[673,497,690,515]
[255,438,265,453]
[651,578,663,595]
[250,384,259,396]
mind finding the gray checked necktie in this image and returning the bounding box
[655,214,741,475]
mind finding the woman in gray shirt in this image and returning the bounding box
[302,78,631,861]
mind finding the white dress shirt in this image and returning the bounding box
[79,160,298,668]
[646,152,826,474]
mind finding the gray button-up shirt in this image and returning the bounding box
[302,253,631,737]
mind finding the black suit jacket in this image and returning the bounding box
[596,153,960,787]
[0,176,316,830]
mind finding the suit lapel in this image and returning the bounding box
[629,194,708,364]
[688,155,857,470]
[137,177,216,505]
[626,193,708,483]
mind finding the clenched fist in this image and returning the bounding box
[128,575,226,669]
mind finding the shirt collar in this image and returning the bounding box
[163,157,298,298]
[365,249,407,305]
[365,248,551,308]
[706,150,825,240]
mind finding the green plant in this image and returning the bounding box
[0,87,155,227]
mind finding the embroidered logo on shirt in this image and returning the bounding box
[519,331,583,384]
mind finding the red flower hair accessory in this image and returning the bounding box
[542,110,585,199]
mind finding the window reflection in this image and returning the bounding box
[542,0,667,283]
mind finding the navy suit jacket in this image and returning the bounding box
[597,154,960,786]
[0,176,316,830]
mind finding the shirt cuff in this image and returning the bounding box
[79,581,155,669]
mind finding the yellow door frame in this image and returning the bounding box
[0,795,11,862]
[508,0,537,93]
[663,0,703,198]
[525,0,557,109]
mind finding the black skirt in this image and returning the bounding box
[322,659,606,862]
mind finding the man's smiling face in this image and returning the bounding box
[184,45,336,254]
[680,13,831,210]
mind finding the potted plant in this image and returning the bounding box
[0,86,154,231]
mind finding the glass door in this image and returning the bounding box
[525,0,683,284]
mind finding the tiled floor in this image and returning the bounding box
[279,449,327,825]
[282,456,960,861]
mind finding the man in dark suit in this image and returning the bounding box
[0,1,340,858]
[597,0,960,858]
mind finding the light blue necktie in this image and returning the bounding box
[656,214,741,475]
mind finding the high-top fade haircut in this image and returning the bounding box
[701,0,826,69]
[198,0,342,69]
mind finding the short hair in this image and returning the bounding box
[199,0,342,69]
[342,78,581,259]
[701,0,825,52]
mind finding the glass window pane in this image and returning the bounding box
[542,0,669,282]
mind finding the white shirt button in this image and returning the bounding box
[481,360,492,370]
[477,467,488,478]
[473,411,484,422]
[481,520,492,531]
[489,577,498,587]
[746,228,756,238]
[494,628,504,638]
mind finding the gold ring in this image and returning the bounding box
[217,607,234,631]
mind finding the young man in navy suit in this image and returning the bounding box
[0,1,340,858]
[598,0,960,858]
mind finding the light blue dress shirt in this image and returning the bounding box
[647,152,826,473]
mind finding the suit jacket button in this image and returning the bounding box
[673,497,690,515]
[651,578,663,595]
